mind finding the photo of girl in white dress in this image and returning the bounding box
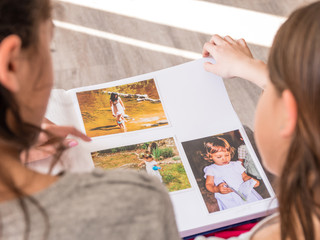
[110,93,127,132]
[203,137,262,210]
[76,79,168,138]
[182,129,271,213]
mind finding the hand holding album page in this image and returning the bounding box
[30,58,277,237]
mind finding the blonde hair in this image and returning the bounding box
[202,137,235,162]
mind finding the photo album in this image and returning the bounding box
[31,58,278,238]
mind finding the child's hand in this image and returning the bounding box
[217,182,233,194]
[202,34,253,79]
[254,179,260,188]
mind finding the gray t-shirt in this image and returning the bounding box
[0,169,181,240]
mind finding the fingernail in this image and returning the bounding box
[68,141,78,147]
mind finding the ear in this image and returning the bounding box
[0,35,22,92]
[279,89,297,138]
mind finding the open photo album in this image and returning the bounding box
[31,58,278,238]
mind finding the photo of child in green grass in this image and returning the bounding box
[76,79,168,138]
[91,138,191,192]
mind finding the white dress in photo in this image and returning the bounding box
[145,160,163,182]
[204,161,262,210]
[111,97,125,116]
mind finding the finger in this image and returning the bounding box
[42,118,54,125]
[22,137,81,163]
[21,145,56,163]
[254,180,260,187]
[222,188,232,194]
[237,38,247,47]
[36,131,50,145]
[224,35,235,44]
[222,189,231,194]
[44,125,91,142]
[67,127,92,142]
[63,138,79,148]
[203,62,218,74]
[42,123,68,137]
[210,34,225,45]
[202,42,215,57]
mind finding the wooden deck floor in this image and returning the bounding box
[51,0,313,130]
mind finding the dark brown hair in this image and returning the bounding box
[268,2,320,240]
[0,0,51,148]
[110,92,119,102]
[0,0,60,240]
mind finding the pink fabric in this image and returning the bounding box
[210,223,257,238]
[187,222,257,240]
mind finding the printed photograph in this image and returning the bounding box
[91,137,191,192]
[181,130,270,213]
[76,79,168,137]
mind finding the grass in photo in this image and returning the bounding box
[91,138,191,192]
[76,79,168,137]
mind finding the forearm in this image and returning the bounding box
[242,172,260,187]
[242,174,252,182]
[236,58,268,90]
[110,104,115,115]
[206,183,219,193]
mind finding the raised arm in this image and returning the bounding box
[202,34,268,89]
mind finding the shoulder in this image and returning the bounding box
[45,169,173,219]
[204,164,216,172]
[44,168,171,210]
[33,170,179,239]
[251,222,281,240]
[71,168,167,194]
[230,161,244,168]
[253,213,320,240]
[229,161,245,173]
[230,161,241,165]
[204,164,218,178]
